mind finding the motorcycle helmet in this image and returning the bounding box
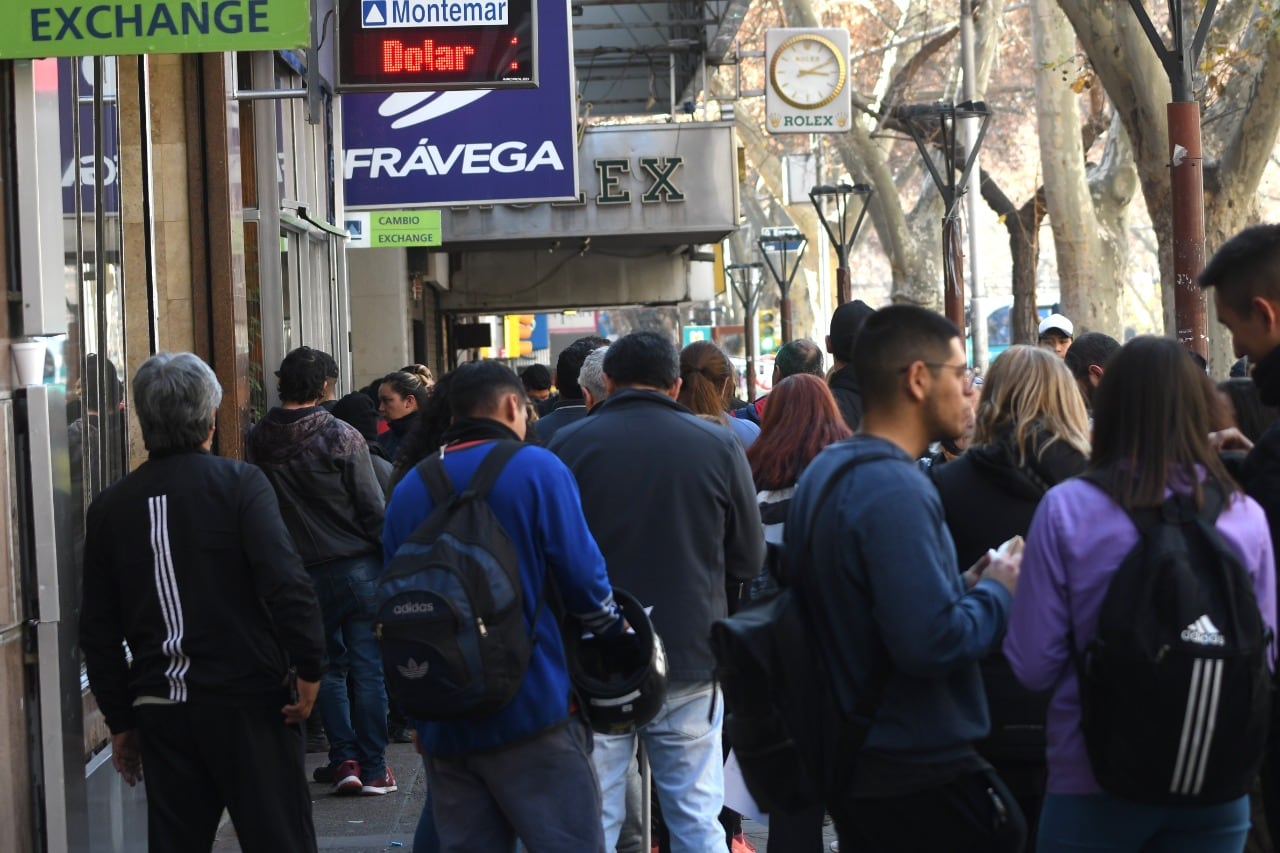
[567,588,668,735]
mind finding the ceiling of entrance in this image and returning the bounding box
[572,0,750,118]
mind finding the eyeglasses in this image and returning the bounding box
[905,362,979,390]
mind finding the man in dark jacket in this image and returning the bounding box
[826,299,876,430]
[1198,223,1280,840]
[533,335,609,443]
[549,331,764,852]
[80,352,325,852]
[791,305,1024,852]
[246,347,393,796]
[1063,331,1120,409]
[732,337,825,425]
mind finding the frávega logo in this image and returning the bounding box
[393,601,436,615]
[344,91,566,180]
[379,92,492,130]
[345,139,565,179]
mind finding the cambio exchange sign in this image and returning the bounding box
[342,0,577,207]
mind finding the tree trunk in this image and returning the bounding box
[1086,114,1140,337]
[1034,0,1107,333]
[980,172,1045,344]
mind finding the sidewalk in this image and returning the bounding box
[211,741,839,852]
[213,742,425,852]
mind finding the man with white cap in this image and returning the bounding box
[1037,313,1074,358]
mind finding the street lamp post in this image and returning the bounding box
[1126,0,1214,357]
[757,227,808,345]
[726,261,766,401]
[897,100,992,331]
[809,183,874,307]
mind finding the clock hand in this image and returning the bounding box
[796,64,835,77]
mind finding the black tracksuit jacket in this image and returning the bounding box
[79,449,325,734]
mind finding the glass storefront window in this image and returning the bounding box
[60,56,129,547]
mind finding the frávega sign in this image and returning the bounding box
[342,0,576,207]
[0,0,311,58]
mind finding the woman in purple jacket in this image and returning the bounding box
[1005,336,1276,853]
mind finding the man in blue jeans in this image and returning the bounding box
[550,332,764,852]
[247,346,393,796]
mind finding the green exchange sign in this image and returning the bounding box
[0,0,311,59]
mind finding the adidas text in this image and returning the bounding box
[1181,615,1226,647]
[393,602,436,615]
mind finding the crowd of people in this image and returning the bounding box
[75,223,1280,853]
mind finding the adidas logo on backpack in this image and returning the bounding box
[1180,615,1226,647]
[1072,473,1272,805]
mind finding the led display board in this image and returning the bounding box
[335,0,536,92]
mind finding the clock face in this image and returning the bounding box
[769,34,847,110]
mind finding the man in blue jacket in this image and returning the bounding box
[383,360,625,852]
[789,305,1024,852]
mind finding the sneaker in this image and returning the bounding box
[361,764,397,795]
[312,763,338,784]
[333,760,363,795]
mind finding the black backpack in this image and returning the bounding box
[710,452,894,814]
[375,441,541,721]
[1070,472,1272,804]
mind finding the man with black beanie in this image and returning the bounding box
[827,299,876,430]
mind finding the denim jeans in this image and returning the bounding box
[1038,792,1250,852]
[594,681,724,853]
[311,554,389,778]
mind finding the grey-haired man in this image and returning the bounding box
[80,352,325,852]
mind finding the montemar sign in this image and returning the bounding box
[0,0,310,58]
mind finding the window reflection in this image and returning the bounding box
[60,56,129,567]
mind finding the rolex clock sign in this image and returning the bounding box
[765,28,851,135]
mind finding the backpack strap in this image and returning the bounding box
[462,440,525,500]
[415,440,525,507]
[796,450,899,786]
[1069,468,1230,669]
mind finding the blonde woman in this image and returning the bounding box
[930,344,1091,844]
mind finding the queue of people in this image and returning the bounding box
[74,222,1280,853]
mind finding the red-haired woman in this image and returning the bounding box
[743,373,852,852]
[747,374,853,590]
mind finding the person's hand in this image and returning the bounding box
[1210,427,1253,453]
[282,677,319,725]
[962,551,991,590]
[112,730,143,787]
[983,551,1021,596]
